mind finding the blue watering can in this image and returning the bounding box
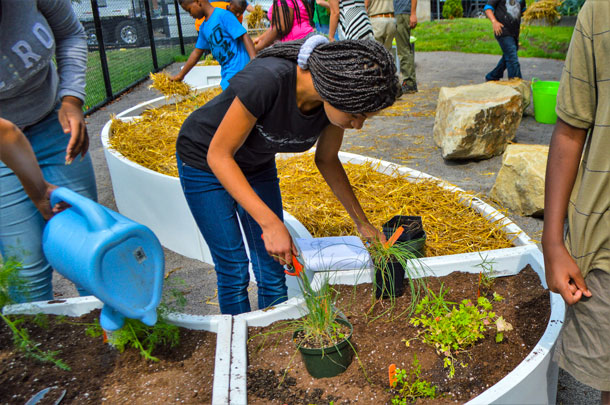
[42,187,165,331]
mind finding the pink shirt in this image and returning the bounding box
[267,0,314,42]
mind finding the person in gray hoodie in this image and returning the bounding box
[0,0,97,302]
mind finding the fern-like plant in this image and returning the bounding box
[0,257,70,370]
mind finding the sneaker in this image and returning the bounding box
[401,80,418,94]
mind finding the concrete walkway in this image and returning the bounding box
[54,51,598,403]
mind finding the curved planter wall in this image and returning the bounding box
[101,91,540,299]
[3,297,232,404]
[234,247,563,405]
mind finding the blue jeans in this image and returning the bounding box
[177,156,287,315]
[0,106,97,302]
[486,35,522,81]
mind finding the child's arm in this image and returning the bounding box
[484,3,503,36]
[171,48,206,81]
[328,0,339,41]
[241,33,257,59]
[0,119,58,220]
[316,0,330,9]
[207,98,298,266]
[254,26,280,52]
[314,124,385,243]
[542,118,592,305]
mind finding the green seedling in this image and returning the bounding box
[476,254,496,298]
[391,355,437,404]
[0,257,70,370]
[406,284,512,378]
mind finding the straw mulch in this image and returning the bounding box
[522,0,561,25]
[149,72,193,98]
[247,4,266,29]
[108,87,222,177]
[276,154,516,257]
[109,86,516,257]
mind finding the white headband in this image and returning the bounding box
[297,35,329,69]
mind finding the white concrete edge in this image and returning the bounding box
[2,297,233,405]
[231,248,564,405]
[230,317,248,405]
[212,315,233,405]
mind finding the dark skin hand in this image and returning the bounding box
[58,96,90,164]
[542,118,592,305]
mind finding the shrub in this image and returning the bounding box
[558,0,585,16]
[442,0,463,19]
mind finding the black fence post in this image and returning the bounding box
[91,0,113,99]
[142,0,159,71]
[173,0,186,55]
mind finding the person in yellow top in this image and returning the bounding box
[195,0,254,31]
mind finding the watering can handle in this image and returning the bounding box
[50,187,115,232]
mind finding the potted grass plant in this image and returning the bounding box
[287,257,354,379]
[368,216,428,302]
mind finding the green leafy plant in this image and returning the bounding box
[0,257,70,370]
[558,0,584,15]
[406,285,512,378]
[390,355,437,404]
[105,317,180,362]
[101,282,189,362]
[442,0,464,19]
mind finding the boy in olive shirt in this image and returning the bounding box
[542,0,609,401]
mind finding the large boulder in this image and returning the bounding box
[433,83,523,160]
[493,78,532,115]
[490,144,549,217]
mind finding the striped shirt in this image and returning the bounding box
[558,0,610,277]
[339,0,374,40]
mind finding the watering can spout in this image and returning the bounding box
[43,187,165,332]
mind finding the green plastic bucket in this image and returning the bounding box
[531,78,560,124]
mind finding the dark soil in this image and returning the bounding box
[0,310,216,404]
[247,265,551,404]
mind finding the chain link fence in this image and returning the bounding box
[71,0,199,114]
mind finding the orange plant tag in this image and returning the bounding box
[385,226,404,248]
[388,363,397,387]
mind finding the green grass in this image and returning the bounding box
[412,18,573,60]
[84,44,192,110]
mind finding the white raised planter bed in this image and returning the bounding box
[3,297,233,405]
[234,247,563,405]
[102,93,539,298]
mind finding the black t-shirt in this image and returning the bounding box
[176,57,331,174]
[487,0,526,39]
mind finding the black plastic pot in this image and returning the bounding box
[293,318,354,378]
[374,259,405,299]
[382,215,426,258]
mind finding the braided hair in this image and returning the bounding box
[271,0,314,40]
[257,38,400,114]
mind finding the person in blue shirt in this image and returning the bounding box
[172,0,256,90]
[484,0,526,81]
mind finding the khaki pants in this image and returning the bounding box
[370,16,396,51]
[554,269,610,391]
[395,13,416,85]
